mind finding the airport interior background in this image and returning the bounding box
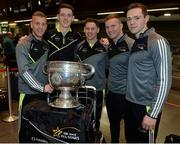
[0,0,180,143]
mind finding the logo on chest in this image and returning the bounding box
[54,36,61,41]
[137,44,146,50]
[117,46,128,53]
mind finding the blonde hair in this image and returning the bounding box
[104,14,122,24]
[32,11,47,18]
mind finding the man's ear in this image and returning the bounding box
[97,27,100,34]
[72,16,74,23]
[145,15,150,23]
[57,14,59,20]
[121,23,123,29]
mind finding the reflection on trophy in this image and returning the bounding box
[47,61,95,108]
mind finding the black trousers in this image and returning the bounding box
[94,91,103,131]
[106,91,127,143]
[125,100,162,143]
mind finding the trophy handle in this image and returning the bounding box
[43,64,47,74]
[81,63,95,78]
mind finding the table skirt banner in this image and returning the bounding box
[19,96,95,143]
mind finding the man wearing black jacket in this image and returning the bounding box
[45,3,81,61]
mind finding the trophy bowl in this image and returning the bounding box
[47,61,95,108]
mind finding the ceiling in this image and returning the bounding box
[0,0,180,22]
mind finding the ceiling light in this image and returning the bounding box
[55,0,61,5]
[0,21,8,24]
[3,8,6,13]
[38,0,41,5]
[164,13,171,16]
[97,7,179,16]
[14,17,79,23]
[20,5,27,12]
[74,19,79,21]
[47,17,79,21]
[9,7,12,12]
[13,7,19,13]
[9,22,16,26]
[15,19,31,23]
[27,2,31,7]
[47,17,57,20]
[97,11,124,15]
[147,7,179,12]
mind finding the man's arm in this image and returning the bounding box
[149,37,172,118]
[142,37,172,130]
[16,41,52,93]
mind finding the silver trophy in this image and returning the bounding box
[47,61,95,108]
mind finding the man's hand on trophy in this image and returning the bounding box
[44,84,54,94]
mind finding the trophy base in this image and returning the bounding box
[48,97,81,109]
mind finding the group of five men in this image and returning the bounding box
[16,2,172,143]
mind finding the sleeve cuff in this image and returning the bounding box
[147,113,157,119]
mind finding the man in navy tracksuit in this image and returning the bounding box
[104,14,134,143]
[126,3,172,143]
[75,18,107,131]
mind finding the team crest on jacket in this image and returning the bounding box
[54,36,61,41]
[81,47,88,53]
[137,44,146,50]
[66,36,74,42]
[117,46,128,52]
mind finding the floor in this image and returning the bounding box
[0,62,180,143]
[101,89,180,143]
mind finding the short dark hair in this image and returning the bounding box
[58,3,74,15]
[84,18,99,27]
[32,11,47,18]
[104,14,122,24]
[127,3,148,17]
